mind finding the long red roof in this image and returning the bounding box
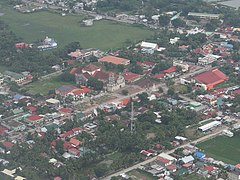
[194,69,228,85]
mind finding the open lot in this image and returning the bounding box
[128,169,157,180]
[0,3,153,50]
[22,76,73,95]
[197,135,240,164]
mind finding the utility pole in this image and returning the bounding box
[130,102,136,133]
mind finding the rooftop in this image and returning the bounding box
[194,69,228,86]
[99,55,130,65]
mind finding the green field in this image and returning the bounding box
[23,76,74,95]
[0,3,153,50]
[197,135,240,164]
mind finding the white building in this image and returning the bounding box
[198,121,222,132]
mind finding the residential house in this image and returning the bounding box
[98,55,130,65]
[26,115,44,125]
[1,120,26,132]
[4,71,26,85]
[55,85,91,100]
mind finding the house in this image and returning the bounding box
[137,61,156,69]
[4,71,26,84]
[2,141,14,150]
[46,98,60,108]
[37,36,57,50]
[193,69,229,90]
[69,138,80,147]
[166,164,177,172]
[26,115,44,124]
[152,73,165,80]
[157,157,171,166]
[1,120,26,132]
[0,127,8,136]
[98,55,130,65]
[15,43,32,49]
[82,64,101,75]
[123,72,142,83]
[180,155,195,164]
[55,85,91,100]
[68,147,80,156]
[162,66,177,78]
[58,107,72,118]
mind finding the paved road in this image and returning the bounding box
[102,125,229,180]
[83,83,168,113]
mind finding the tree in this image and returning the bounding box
[87,77,103,91]
[129,64,143,74]
[59,72,75,82]
[94,164,109,178]
[171,19,186,28]
[121,89,129,95]
[159,15,170,26]
[167,87,175,96]
[137,92,149,103]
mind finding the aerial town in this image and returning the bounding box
[0,0,240,180]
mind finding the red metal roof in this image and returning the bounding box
[0,127,8,135]
[162,66,177,73]
[204,165,215,172]
[82,64,100,72]
[152,73,165,79]
[123,72,140,81]
[59,107,72,113]
[157,157,170,164]
[194,69,228,85]
[2,141,14,149]
[27,115,43,121]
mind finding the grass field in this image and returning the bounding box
[0,3,153,50]
[23,76,73,95]
[197,135,240,164]
[128,169,157,180]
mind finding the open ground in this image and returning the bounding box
[197,135,240,164]
[0,3,154,50]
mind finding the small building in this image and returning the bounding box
[26,115,44,125]
[198,121,222,132]
[188,12,221,19]
[4,71,26,84]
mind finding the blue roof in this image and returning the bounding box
[194,152,206,158]
[56,85,76,93]
[13,94,25,101]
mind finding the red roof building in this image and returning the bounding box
[162,66,177,73]
[194,69,229,90]
[26,115,43,123]
[98,55,130,65]
[204,165,216,173]
[2,141,14,149]
[0,127,8,136]
[123,72,141,83]
[235,164,240,169]
[58,107,72,114]
[54,176,62,180]
[152,73,165,79]
[157,157,171,166]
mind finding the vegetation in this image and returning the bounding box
[197,135,240,164]
[0,3,153,50]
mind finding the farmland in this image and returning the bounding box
[0,3,153,50]
[197,135,240,164]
